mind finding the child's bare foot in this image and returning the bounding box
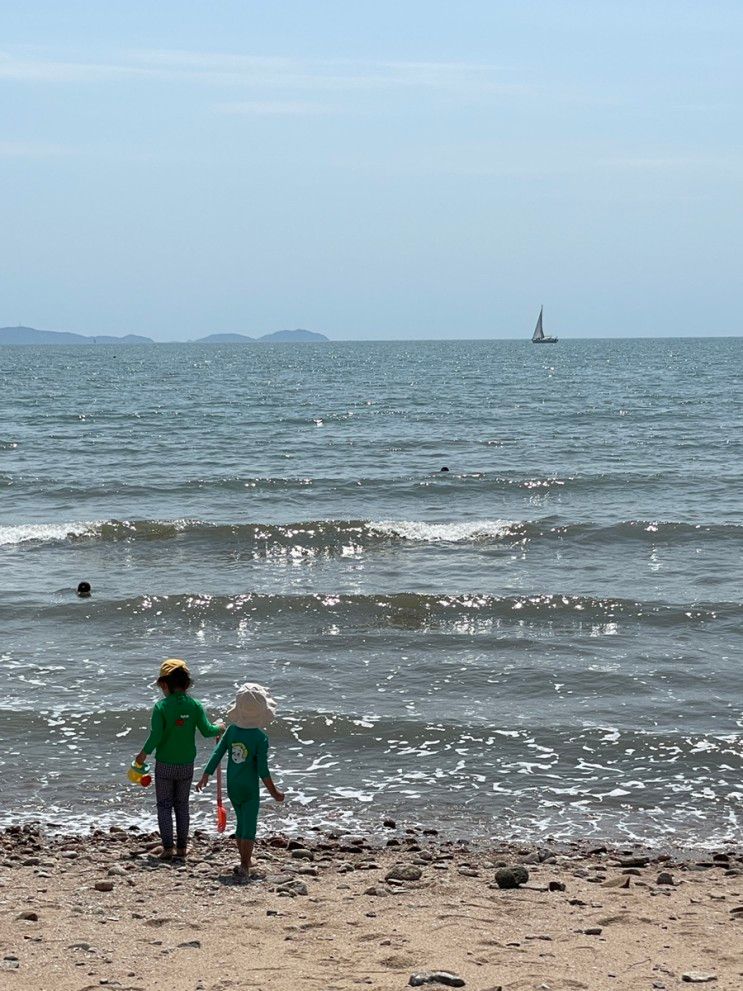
[233,864,250,884]
[159,848,174,861]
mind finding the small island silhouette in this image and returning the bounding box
[0,325,328,346]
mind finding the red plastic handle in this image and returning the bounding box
[216,762,226,833]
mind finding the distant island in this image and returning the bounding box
[0,326,329,346]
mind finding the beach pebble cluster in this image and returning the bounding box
[1,822,741,989]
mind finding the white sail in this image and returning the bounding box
[532,306,544,342]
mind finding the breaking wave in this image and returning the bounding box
[3,515,743,553]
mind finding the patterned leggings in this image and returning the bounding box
[154,761,194,850]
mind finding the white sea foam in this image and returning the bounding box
[0,521,98,547]
[368,519,519,543]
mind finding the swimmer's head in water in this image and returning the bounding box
[440,466,450,472]
[76,581,92,598]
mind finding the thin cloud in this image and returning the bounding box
[0,140,76,158]
[0,46,526,97]
[215,99,333,116]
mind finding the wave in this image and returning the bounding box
[0,517,525,550]
[3,515,743,553]
[15,589,732,630]
[3,468,725,500]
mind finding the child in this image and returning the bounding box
[197,682,284,877]
[134,658,222,860]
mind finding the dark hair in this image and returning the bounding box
[159,667,192,692]
[76,581,92,597]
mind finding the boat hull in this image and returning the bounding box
[532,337,558,344]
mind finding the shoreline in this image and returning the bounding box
[1,823,741,990]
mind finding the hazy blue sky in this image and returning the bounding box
[1,1,741,340]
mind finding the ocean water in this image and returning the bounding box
[0,338,741,847]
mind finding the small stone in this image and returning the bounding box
[657,872,675,886]
[16,911,38,921]
[291,849,314,861]
[548,881,566,892]
[494,866,529,889]
[618,856,649,868]
[601,875,631,889]
[681,975,717,984]
[386,864,422,882]
[177,940,201,948]
[364,885,392,897]
[107,865,127,876]
[94,881,114,892]
[383,818,397,828]
[409,972,465,988]
[583,927,602,936]
[276,879,308,897]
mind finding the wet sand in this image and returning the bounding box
[0,824,741,991]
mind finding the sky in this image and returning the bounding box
[1,1,741,340]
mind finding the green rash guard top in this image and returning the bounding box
[203,725,270,799]
[142,692,221,765]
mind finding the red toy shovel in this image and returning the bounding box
[216,762,227,833]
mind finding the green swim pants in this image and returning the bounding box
[230,792,260,841]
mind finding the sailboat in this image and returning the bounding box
[531,306,557,344]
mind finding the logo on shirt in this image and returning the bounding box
[175,713,190,727]
[231,742,250,764]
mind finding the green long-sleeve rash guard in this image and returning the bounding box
[142,692,221,765]
[203,725,270,795]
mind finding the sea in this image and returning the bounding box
[1,338,741,848]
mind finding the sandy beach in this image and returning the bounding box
[1,824,741,991]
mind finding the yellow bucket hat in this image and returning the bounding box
[154,658,190,684]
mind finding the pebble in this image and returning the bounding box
[548,881,566,892]
[657,872,675,886]
[291,849,314,861]
[681,975,717,984]
[16,911,38,921]
[364,884,392,897]
[94,881,115,892]
[386,864,422,882]
[494,866,529,889]
[618,856,649,868]
[276,879,308,897]
[601,875,631,889]
[409,972,465,988]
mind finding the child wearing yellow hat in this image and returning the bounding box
[134,659,222,859]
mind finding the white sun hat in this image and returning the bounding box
[226,682,277,730]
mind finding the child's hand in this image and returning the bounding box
[272,788,285,803]
[134,751,147,767]
[195,774,209,792]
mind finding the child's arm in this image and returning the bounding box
[195,728,230,791]
[258,736,285,802]
[261,776,285,802]
[134,704,164,765]
[195,700,223,739]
